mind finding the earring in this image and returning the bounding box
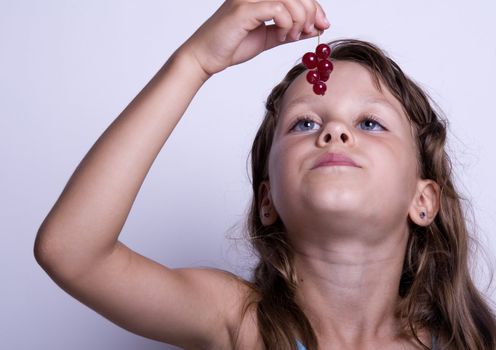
[263,211,270,218]
[419,211,426,219]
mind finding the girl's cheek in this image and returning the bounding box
[270,145,293,179]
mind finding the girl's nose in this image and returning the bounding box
[317,122,354,147]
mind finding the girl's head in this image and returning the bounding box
[257,50,440,249]
[245,39,496,350]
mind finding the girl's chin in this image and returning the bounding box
[302,190,364,207]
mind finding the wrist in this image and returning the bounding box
[172,45,213,85]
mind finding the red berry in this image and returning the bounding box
[327,60,334,73]
[306,70,320,84]
[317,59,333,73]
[303,43,333,96]
[315,44,331,59]
[313,82,327,95]
[319,70,330,82]
[302,52,318,69]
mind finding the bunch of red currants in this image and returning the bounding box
[302,43,333,96]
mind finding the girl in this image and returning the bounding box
[34,0,496,349]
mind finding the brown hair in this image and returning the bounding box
[244,39,496,349]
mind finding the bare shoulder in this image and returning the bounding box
[39,240,261,349]
[177,267,263,348]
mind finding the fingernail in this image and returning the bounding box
[323,17,330,27]
[296,32,301,40]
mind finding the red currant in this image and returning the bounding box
[301,42,333,96]
[306,70,319,84]
[327,61,334,74]
[319,70,330,82]
[317,59,333,73]
[302,52,318,69]
[315,43,331,59]
[313,82,327,95]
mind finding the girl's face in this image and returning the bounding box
[266,61,420,243]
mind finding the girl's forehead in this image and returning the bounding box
[280,61,407,123]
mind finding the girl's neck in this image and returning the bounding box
[292,226,410,346]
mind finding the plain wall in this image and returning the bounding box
[1,0,495,349]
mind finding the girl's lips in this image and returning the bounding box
[312,152,360,169]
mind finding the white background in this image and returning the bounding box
[1,1,495,349]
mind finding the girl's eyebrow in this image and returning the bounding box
[363,97,404,121]
[283,95,400,115]
[281,95,316,113]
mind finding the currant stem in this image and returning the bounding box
[318,31,320,46]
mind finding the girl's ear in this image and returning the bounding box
[408,179,440,226]
[258,180,278,225]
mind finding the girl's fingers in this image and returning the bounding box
[271,0,308,41]
[254,0,329,50]
[260,0,329,41]
[313,1,330,30]
[180,0,329,75]
[246,1,293,42]
[299,0,317,34]
[264,23,320,50]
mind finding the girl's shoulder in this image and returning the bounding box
[178,267,262,349]
[208,268,263,349]
[44,239,259,349]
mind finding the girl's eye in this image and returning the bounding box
[290,117,321,132]
[289,115,386,133]
[358,116,385,131]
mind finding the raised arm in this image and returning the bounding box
[34,1,329,348]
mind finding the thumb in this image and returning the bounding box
[263,24,323,50]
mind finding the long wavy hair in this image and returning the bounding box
[242,39,496,350]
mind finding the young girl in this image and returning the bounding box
[34,0,496,349]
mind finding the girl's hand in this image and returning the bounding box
[179,0,330,79]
